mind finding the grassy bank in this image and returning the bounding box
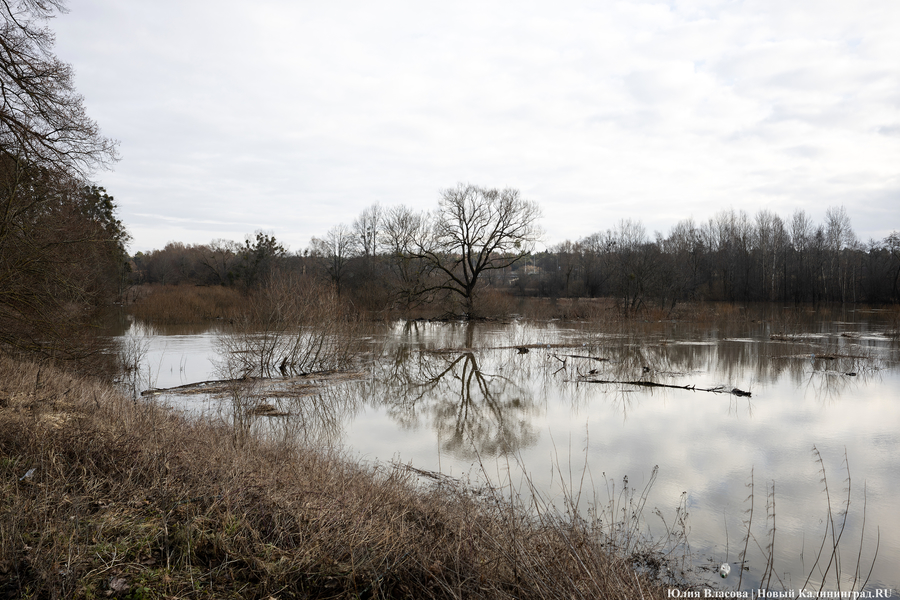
[0,356,683,599]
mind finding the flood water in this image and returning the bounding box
[113,306,900,594]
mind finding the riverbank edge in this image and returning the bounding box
[0,354,690,599]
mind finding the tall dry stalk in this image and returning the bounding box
[738,468,754,590]
[737,449,879,595]
[798,446,877,594]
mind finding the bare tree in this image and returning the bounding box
[352,204,383,297]
[200,239,241,285]
[754,209,786,301]
[411,184,542,317]
[200,238,241,285]
[825,206,856,302]
[551,240,579,297]
[606,219,658,313]
[1,2,124,358]
[142,242,198,285]
[789,209,813,301]
[704,209,753,300]
[352,203,382,259]
[378,205,436,309]
[577,232,614,296]
[309,224,357,293]
[1,1,118,176]
[660,217,706,303]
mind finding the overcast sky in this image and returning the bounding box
[51,0,899,254]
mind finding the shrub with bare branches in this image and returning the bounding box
[215,275,364,379]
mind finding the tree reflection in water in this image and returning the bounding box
[372,322,541,459]
[212,376,366,449]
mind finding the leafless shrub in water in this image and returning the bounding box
[115,331,151,400]
[215,275,364,379]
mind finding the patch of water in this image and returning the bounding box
[115,312,900,594]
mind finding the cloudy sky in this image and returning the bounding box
[51,0,899,254]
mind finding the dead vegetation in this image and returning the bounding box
[128,284,245,324]
[214,276,365,378]
[0,354,685,599]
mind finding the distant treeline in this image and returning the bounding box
[131,204,900,312]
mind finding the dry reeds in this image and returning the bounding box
[0,354,681,599]
[128,284,244,324]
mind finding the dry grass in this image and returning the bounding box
[512,298,758,324]
[127,284,839,332]
[128,284,245,324]
[0,355,683,599]
[470,289,520,319]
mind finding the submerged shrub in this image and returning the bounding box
[216,275,364,378]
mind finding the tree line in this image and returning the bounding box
[133,197,900,315]
[133,184,543,317]
[535,207,899,309]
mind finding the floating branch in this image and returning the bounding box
[579,378,751,397]
[557,353,611,362]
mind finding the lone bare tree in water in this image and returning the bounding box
[410,184,541,317]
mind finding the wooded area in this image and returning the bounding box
[1,0,126,358]
[130,203,900,316]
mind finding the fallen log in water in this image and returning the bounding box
[560,354,610,362]
[141,377,250,396]
[141,370,367,396]
[579,378,751,397]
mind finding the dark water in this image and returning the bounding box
[117,307,900,594]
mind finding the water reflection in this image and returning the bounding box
[118,309,900,593]
[222,377,364,448]
[372,345,540,459]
